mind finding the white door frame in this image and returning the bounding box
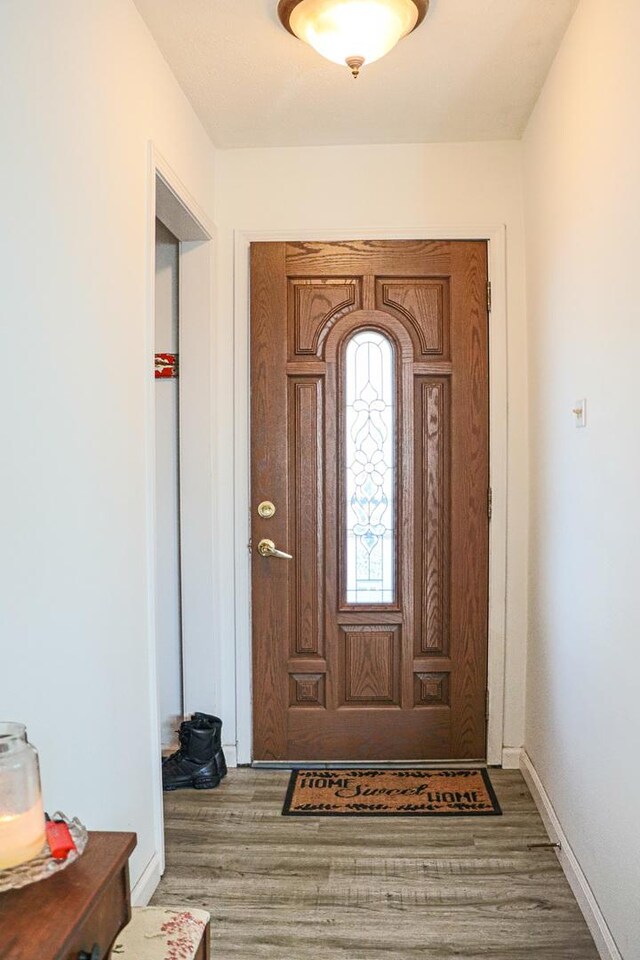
[233,226,508,766]
[144,144,217,881]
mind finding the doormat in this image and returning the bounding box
[283,768,501,816]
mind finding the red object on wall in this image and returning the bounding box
[155,353,178,379]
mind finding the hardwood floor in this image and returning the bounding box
[153,768,599,959]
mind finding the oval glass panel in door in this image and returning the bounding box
[345,330,396,604]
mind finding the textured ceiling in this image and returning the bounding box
[133,0,578,149]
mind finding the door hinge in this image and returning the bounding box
[485,689,490,721]
[487,487,493,521]
[487,281,492,313]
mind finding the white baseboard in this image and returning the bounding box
[131,851,162,906]
[501,746,522,769]
[520,751,622,960]
[224,742,238,768]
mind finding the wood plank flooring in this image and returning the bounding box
[152,768,599,959]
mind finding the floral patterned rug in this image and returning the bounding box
[283,768,501,816]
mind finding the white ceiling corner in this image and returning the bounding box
[133,0,579,149]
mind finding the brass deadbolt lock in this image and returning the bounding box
[257,500,276,519]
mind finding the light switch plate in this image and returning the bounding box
[573,398,587,428]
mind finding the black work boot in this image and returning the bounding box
[162,714,226,791]
[192,713,227,781]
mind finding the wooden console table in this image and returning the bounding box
[0,831,136,960]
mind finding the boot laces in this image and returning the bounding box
[161,725,189,766]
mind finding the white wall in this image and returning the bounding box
[0,0,217,891]
[213,141,529,758]
[523,1,640,956]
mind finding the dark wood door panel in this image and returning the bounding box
[251,240,489,761]
[251,242,289,761]
[414,376,451,659]
[376,277,451,358]
[288,708,453,762]
[288,375,324,658]
[449,242,490,759]
[284,239,453,276]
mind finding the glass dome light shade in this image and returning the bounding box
[288,0,420,70]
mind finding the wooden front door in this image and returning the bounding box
[251,240,489,761]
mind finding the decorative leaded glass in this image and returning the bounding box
[345,330,395,604]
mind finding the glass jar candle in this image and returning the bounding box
[0,723,46,869]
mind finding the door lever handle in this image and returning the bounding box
[257,538,293,560]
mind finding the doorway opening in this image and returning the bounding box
[155,218,184,748]
[151,166,215,739]
[144,154,217,884]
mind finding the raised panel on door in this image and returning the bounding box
[339,626,401,707]
[375,277,450,358]
[288,376,324,659]
[288,277,362,358]
[252,240,489,762]
[414,376,451,659]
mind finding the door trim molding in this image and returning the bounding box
[144,143,216,880]
[233,226,508,766]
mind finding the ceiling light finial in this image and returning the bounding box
[278,0,429,79]
[346,56,365,78]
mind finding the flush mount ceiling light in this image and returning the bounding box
[278,0,429,78]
